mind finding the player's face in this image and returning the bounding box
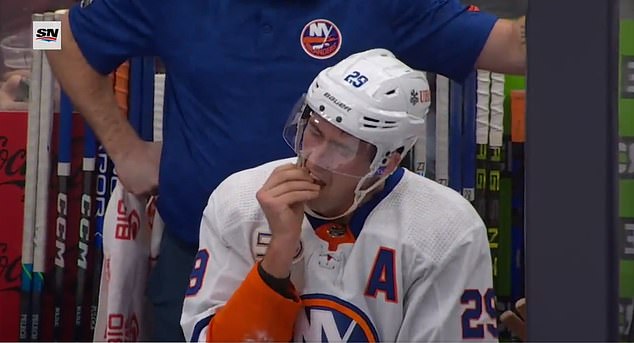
[301,114,376,216]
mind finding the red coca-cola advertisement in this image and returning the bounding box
[0,111,90,341]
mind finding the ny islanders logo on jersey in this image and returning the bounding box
[295,294,380,342]
[300,19,342,59]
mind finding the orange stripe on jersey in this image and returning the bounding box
[314,223,355,251]
[208,262,302,342]
[302,298,377,343]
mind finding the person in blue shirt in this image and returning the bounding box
[46,1,526,340]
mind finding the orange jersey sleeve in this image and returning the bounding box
[208,262,302,342]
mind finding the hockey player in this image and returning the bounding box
[181,49,498,342]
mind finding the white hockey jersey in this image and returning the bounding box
[182,157,498,342]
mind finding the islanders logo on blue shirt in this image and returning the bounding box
[300,19,342,59]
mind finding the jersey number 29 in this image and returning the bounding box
[461,288,498,339]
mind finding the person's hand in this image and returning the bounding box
[500,298,526,341]
[256,163,320,277]
[2,70,30,80]
[112,140,162,197]
[257,163,321,243]
[0,70,29,110]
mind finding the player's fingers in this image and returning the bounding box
[271,163,296,173]
[500,310,526,342]
[264,166,313,189]
[267,180,321,198]
[515,298,526,320]
[276,189,321,205]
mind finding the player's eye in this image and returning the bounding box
[306,122,322,137]
[331,142,355,158]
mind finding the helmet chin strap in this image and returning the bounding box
[303,171,389,221]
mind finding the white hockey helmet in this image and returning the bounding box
[282,49,431,219]
[284,48,430,178]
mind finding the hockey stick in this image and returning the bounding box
[31,11,56,341]
[153,73,165,143]
[141,57,156,141]
[461,71,477,202]
[508,78,526,306]
[53,88,73,341]
[435,76,449,186]
[487,72,505,311]
[408,73,430,176]
[19,13,44,341]
[89,142,107,340]
[475,70,491,219]
[449,80,463,192]
[53,11,73,339]
[620,17,634,343]
[150,72,166,266]
[75,119,96,341]
[129,58,143,135]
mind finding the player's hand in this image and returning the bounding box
[500,298,526,341]
[256,163,320,277]
[257,163,321,242]
[112,139,162,197]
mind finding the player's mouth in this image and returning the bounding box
[309,172,327,187]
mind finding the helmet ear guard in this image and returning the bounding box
[371,145,401,175]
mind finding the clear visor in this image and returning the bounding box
[282,96,377,178]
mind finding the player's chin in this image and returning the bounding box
[306,197,329,212]
[306,196,348,216]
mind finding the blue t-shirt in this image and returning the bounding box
[69,0,497,244]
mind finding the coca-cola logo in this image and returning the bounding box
[0,242,81,294]
[0,136,26,190]
[0,243,20,292]
[0,135,86,191]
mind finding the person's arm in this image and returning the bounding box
[45,2,159,195]
[388,0,524,81]
[396,224,498,342]
[46,11,139,164]
[205,262,302,342]
[181,172,312,342]
[476,16,526,76]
